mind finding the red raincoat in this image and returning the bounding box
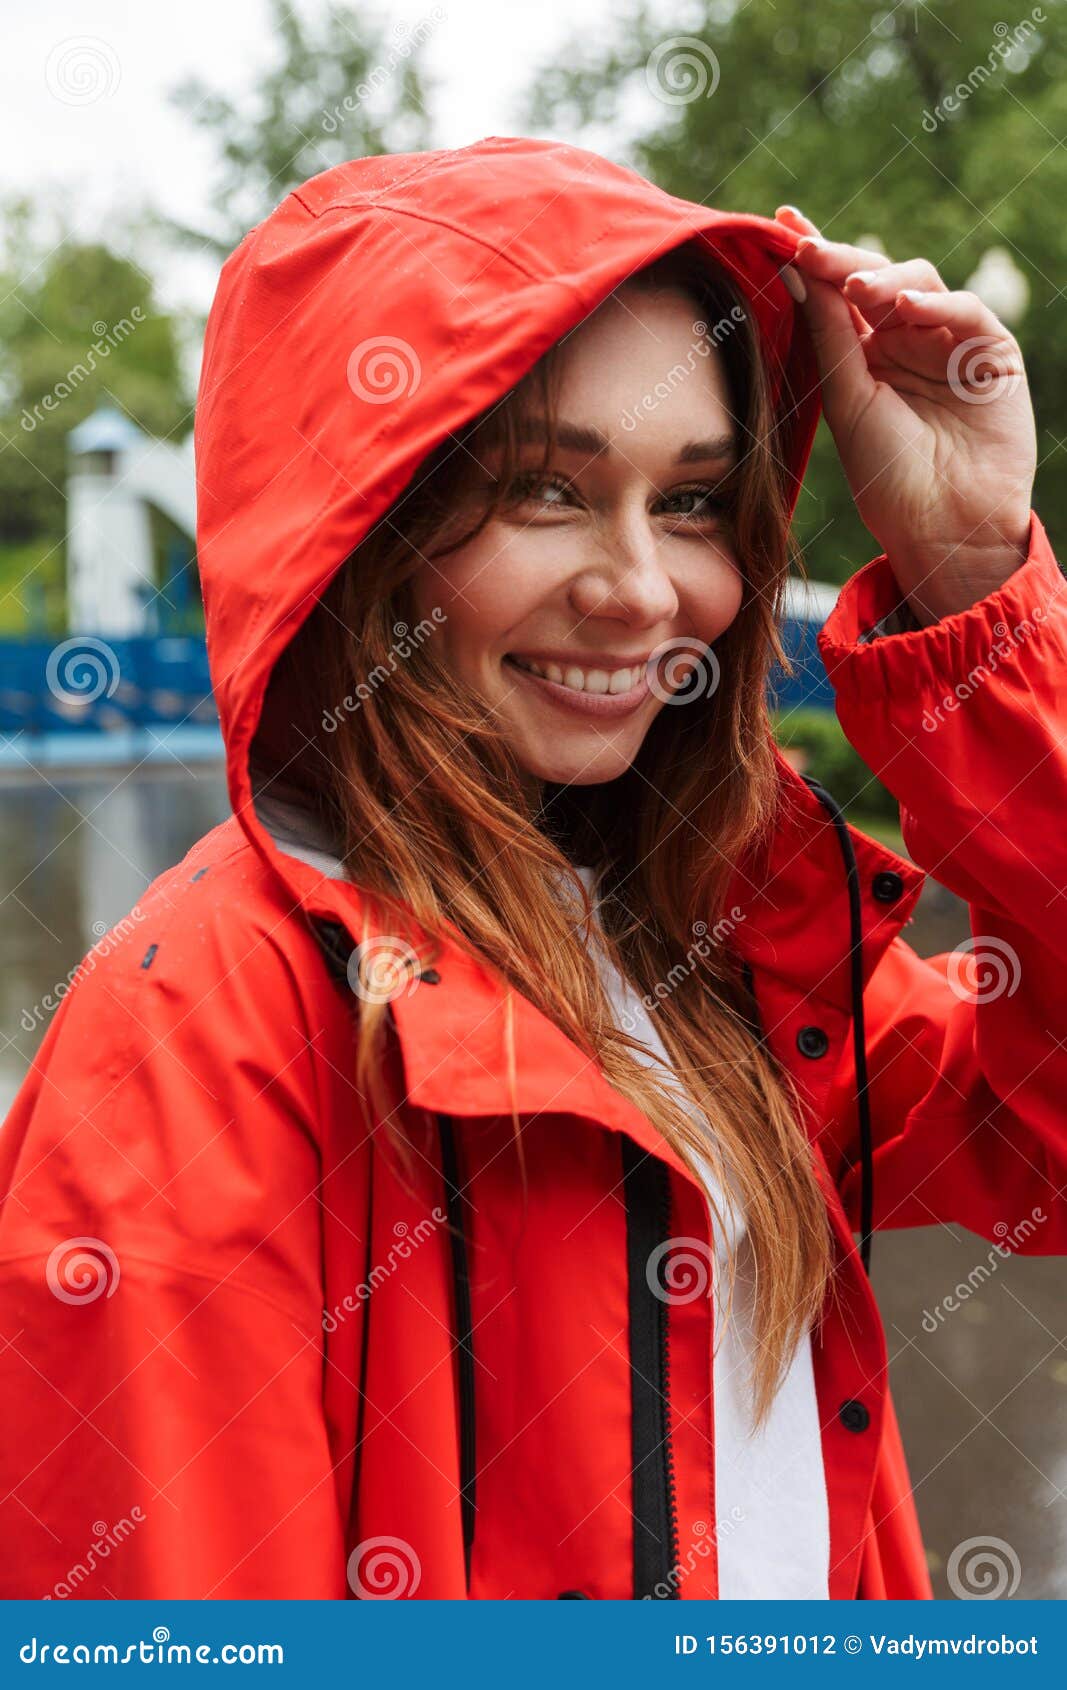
[2,137,1066,1601]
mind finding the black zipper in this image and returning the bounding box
[620,1135,681,1598]
[437,1113,477,1589]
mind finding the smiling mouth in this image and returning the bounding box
[503,653,653,718]
[507,654,648,694]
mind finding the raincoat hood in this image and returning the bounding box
[194,133,823,907]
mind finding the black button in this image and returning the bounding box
[839,1398,870,1433]
[872,871,905,903]
[796,1025,829,1059]
[557,1589,590,1598]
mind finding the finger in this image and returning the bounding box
[893,287,1012,346]
[844,260,952,330]
[774,204,821,236]
[795,235,945,289]
[861,322,958,383]
[798,273,878,437]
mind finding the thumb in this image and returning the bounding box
[796,272,876,437]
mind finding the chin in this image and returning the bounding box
[514,738,642,788]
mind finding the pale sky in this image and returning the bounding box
[3,0,653,320]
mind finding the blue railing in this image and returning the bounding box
[0,634,216,737]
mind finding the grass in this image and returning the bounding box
[847,811,907,856]
[0,538,66,635]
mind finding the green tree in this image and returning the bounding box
[165,0,436,258]
[524,0,1067,583]
[0,203,189,553]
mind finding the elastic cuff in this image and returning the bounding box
[817,511,1065,699]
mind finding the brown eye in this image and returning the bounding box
[659,486,725,522]
[506,473,578,511]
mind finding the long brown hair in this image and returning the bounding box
[253,240,836,1428]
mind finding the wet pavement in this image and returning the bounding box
[2,765,1064,1596]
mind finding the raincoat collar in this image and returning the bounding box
[253,743,922,1189]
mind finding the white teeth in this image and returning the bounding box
[510,656,644,695]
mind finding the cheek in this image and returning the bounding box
[723,562,746,625]
[417,527,568,660]
[683,548,746,639]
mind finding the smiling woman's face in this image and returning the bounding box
[410,283,745,788]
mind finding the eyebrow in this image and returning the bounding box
[488,414,738,467]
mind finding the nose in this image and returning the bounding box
[567,509,680,628]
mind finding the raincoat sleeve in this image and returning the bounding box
[816,510,1067,1251]
[0,851,366,1598]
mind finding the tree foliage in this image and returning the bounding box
[165,0,436,256]
[0,205,188,550]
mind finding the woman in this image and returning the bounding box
[1,136,1063,1602]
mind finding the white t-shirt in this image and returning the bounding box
[573,865,831,1600]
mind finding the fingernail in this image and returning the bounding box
[779,263,807,303]
[899,289,928,301]
[779,204,805,219]
[795,234,826,254]
[847,270,878,287]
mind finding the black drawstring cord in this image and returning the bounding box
[437,1112,477,1586]
[801,777,875,1277]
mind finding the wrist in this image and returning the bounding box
[892,522,1032,627]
